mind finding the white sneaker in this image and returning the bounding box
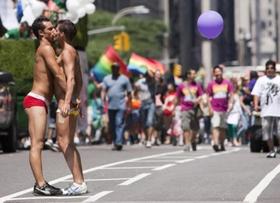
[146,141,152,148]
[62,182,87,195]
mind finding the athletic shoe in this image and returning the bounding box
[112,144,123,151]
[33,182,62,196]
[184,144,191,152]
[212,144,220,152]
[45,140,59,152]
[220,144,226,151]
[62,182,87,196]
[266,151,276,158]
[191,142,197,151]
[146,141,152,148]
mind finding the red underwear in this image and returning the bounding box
[23,95,48,113]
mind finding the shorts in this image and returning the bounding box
[140,101,155,129]
[211,111,227,129]
[181,109,198,131]
[22,92,49,113]
[262,117,280,141]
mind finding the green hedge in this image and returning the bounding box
[0,39,35,95]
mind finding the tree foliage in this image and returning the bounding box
[86,10,166,67]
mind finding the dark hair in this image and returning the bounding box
[111,63,120,69]
[57,20,77,41]
[265,59,276,70]
[32,16,50,39]
[250,70,258,80]
[213,65,223,72]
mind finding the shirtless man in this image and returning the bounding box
[23,16,66,196]
[54,19,87,195]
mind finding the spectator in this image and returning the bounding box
[251,59,280,158]
[3,21,31,39]
[101,63,132,151]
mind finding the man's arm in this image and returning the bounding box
[253,95,260,112]
[41,45,66,92]
[62,49,76,105]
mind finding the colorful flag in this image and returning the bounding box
[90,46,129,82]
[127,53,165,75]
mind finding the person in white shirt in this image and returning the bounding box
[251,59,280,158]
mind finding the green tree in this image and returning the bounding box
[86,10,166,67]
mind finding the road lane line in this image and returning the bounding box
[62,178,129,182]
[103,166,156,169]
[82,191,113,202]
[119,173,151,186]
[0,150,183,202]
[176,158,195,163]
[10,195,90,201]
[134,159,182,162]
[243,163,280,203]
[152,164,176,171]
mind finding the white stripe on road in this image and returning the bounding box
[10,195,90,201]
[62,178,129,182]
[134,159,182,162]
[176,158,195,164]
[82,191,113,202]
[119,173,151,186]
[152,164,176,171]
[103,166,156,169]
[243,163,280,203]
[0,150,183,202]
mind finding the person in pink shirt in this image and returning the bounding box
[207,65,233,152]
[176,69,203,151]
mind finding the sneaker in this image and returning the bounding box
[33,182,62,196]
[184,144,191,152]
[112,144,123,151]
[220,144,226,151]
[45,140,59,152]
[266,151,276,158]
[62,182,87,196]
[212,144,220,152]
[146,141,152,148]
[191,142,197,151]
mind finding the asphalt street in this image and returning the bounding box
[0,144,279,203]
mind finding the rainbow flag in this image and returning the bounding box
[90,46,129,82]
[127,53,165,75]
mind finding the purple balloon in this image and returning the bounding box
[197,10,224,39]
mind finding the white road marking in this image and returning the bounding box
[82,191,113,202]
[119,173,151,186]
[196,155,211,159]
[0,150,183,202]
[62,178,129,182]
[103,166,156,169]
[134,159,181,162]
[176,158,195,164]
[243,163,280,203]
[152,164,176,171]
[9,195,90,201]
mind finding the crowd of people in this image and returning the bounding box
[66,59,280,159]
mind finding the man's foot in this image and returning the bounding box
[220,144,226,151]
[266,151,276,158]
[62,182,87,196]
[112,145,123,151]
[191,142,197,151]
[146,141,152,148]
[45,140,60,152]
[33,182,62,196]
[212,144,220,152]
[184,144,191,152]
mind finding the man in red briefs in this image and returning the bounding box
[22,16,67,196]
[53,20,87,195]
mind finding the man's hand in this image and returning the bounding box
[60,101,71,117]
